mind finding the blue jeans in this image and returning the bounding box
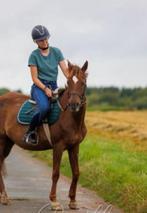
[29,80,58,131]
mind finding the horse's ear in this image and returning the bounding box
[67,60,72,70]
[81,60,88,72]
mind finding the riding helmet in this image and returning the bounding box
[31,25,50,41]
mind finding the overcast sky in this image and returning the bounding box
[0,0,146,94]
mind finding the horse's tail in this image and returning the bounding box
[1,162,7,177]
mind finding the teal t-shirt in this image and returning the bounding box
[28,46,64,81]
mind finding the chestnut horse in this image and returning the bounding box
[0,61,88,210]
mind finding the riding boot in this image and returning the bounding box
[23,129,39,145]
[23,113,40,145]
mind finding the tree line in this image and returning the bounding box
[86,87,147,110]
[1,87,147,110]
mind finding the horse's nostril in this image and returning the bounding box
[68,103,71,106]
[68,102,80,111]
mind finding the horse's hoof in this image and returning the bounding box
[0,191,10,205]
[69,201,79,209]
[50,201,63,211]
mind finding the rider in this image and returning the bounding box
[23,25,69,145]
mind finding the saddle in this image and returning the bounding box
[17,89,62,126]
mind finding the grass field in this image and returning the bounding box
[31,110,147,213]
[86,111,147,151]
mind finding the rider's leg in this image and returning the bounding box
[24,84,51,145]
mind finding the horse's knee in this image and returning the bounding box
[72,171,79,181]
[52,171,60,182]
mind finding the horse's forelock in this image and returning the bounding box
[69,65,87,82]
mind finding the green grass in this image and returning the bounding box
[31,135,147,213]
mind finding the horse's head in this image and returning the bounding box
[66,60,88,112]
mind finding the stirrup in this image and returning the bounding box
[24,130,39,145]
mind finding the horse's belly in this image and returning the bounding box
[16,140,52,151]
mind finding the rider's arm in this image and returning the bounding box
[30,66,52,97]
[59,60,69,79]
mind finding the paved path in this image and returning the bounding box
[0,146,123,213]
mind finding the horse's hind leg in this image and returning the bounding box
[0,136,14,205]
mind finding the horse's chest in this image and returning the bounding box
[65,129,86,144]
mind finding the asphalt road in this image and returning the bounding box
[0,146,123,213]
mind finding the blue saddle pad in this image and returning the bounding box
[17,99,61,125]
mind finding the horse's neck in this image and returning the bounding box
[59,90,86,126]
[59,89,68,110]
[72,106,86,128]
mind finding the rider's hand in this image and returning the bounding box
[44,87,52,97]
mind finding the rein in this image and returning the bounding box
[51,74,87,112]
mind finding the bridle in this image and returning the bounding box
[67,83,86,108]
[68,90,86,105]
[58,82,87,111]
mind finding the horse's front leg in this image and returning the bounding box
[49,142,64,211]
[68,144,79,209]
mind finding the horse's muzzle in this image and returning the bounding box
[67,103,80,112]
